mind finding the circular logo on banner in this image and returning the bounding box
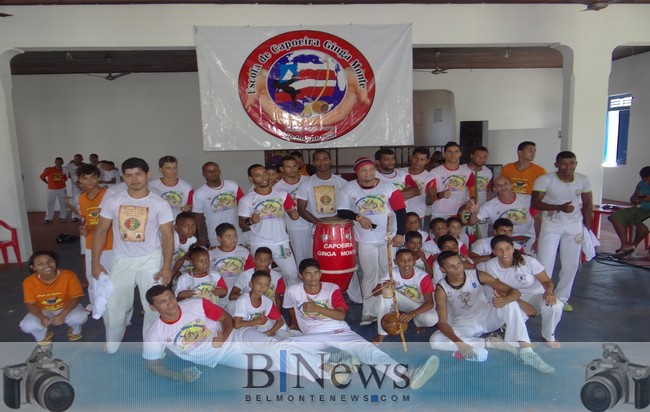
[239,30,375,144]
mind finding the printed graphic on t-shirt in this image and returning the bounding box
[499,208,529,224]
[441,175,467,192]
[192,282,219,304]
[476,176,490,191]
[265,285,276,300]
[398,284,421,302]
[298,299,330,320]
[161,191,183,208]
[213,257,245,276]
[356,195,387,215]
[314,185,336,214]
[118,205,149,242]
[39,294,63,311]
[510,179,529,195]
[254,199,284,219]
[170,319,212,352]
[86,206,101,227]
[210,192,237,213]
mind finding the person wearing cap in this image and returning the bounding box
[337,157,408,326]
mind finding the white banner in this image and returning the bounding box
[195,24,413,151]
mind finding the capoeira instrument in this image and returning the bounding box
[380,214,408,352]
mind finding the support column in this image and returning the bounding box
[558,44,615,205]
[0,49,33,263]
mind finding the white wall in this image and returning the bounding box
[488,128,561,172]
[413,90,456,146]
[414,69,564,134]
[603,51,650,202]
[13,73,263,211]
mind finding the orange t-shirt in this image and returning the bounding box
[23,269,84,312]
[40,167,67,190]
[79,187,113,250]
[500,162,546,196]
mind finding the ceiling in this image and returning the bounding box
[4,0,650,76]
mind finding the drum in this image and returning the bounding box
[313,218,357,292]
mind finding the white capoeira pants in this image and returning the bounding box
[84,248,113,307]
[20,305,88,341]
[206,328,328,382]
[357,242,389,318]
[287,225,313,267]
[45,188,68,220]
[536,217,583,303]
[520,293,564,342]
[376,293,438,335]
[283,329,408,383]
[251,242,299,286]
[429,301,530,351]
[104,252,162,353]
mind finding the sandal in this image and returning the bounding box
[67,328,82,342]
[614,248,634,259]
[38,330,54,345]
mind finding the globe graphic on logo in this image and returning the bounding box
[266,50,347,117]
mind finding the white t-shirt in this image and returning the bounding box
[99,190,173,258]
[149,178,194,217]
[238,188,295,246]
[429,164,475,218]
[533,172,592,223]
[143,298,225,367]
[233,268,286,300]
[296,173,347,219]
[209,246,253,291]
[274,177,311,231]
[477,194,535,239]
[471,237,524,257]
[283,282,349,335]
[232,293,283,333]
[482,255,545,296]
[193,180,245,246]
[174,269,228,305]
[337,180,405,244]
[379,267,434,303]
[398,168,434,219]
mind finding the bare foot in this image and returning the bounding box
[545,340,561,349]
[415,327,427,335]
[372,334,385,345]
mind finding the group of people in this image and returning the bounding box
[25,142,648,386]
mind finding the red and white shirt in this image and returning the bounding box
[283,282,349,334]
[398,168,435,219]
[143,298,225,367]
[233,268,286,301]
[337,180,406,244]
[232,293,283,333]
[429,164,475,218]
[174,270,228,305]
[379,267,434,302]
[274,177,311,231]
[209,246,254,291]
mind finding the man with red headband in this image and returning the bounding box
[337,157,407,326]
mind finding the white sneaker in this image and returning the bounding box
[485,333,518,356]
[359,315,377,326]
[520,349,555,374]
[408,355,440,390]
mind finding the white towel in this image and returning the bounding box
[581,226,600,261]
[92,272,113,320]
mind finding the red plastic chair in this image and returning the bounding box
[0,220,22,268]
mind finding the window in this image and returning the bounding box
[602,93,633,167]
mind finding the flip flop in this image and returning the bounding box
[67,327,82,342]
[38,330,54,345]
[614,248,635,259]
